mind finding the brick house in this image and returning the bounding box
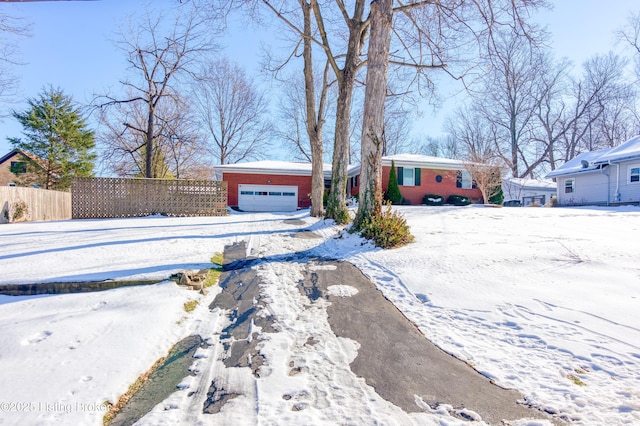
[377,154,483,205]
[0,149,44,187]
[214,155,483,212]
[213,160,360,212]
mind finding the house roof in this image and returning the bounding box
[0,149,22,164]
[213,154,474,180]
[0,149,44,166]
[503,177,557,191]
[213,160,360,178]
[546,135,640,179]
[382,153,468,170]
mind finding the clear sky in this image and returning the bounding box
[0,0,639,158]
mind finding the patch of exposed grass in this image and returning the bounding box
[103,356,166,425]
[204,268,222,288]
[203,252,224,288]
[183,300,199,313]
[210,252,224,267]
[567,374,586,387]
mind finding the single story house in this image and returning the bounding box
[0,149,44,187]
[502,177,557,206]
[214,154,483,212]
[546,135,640,206]
[213,160,360,212]
[378,154,483,205]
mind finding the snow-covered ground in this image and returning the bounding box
[0,206,639,425]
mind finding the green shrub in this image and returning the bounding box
[358,203,414,249]
[489,184,504,205]
[385,160,403,205]
[423,194,444,206]
[447,195,471,206]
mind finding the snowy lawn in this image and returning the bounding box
[0,206,639,425]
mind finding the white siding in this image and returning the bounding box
[557,171,609,205]
[615,160,640,203]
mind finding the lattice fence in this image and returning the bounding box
[72,177,228,219]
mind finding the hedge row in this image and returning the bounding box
[422,194,471,206]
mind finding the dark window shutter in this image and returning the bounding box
[415,168,421,186]
[456,170,462,188]
[397,167,404,185]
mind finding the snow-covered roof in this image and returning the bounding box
[546,136,640,178]
[213,161,337,178]
[382,154,470,170]
[502,177,557,191]
[593,135,640,164]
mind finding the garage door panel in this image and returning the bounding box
[238,185,298,212]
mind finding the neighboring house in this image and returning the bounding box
[0,149,44,187]
[546,135,640,206]
[502,177,557,206]
[213,154,483,212]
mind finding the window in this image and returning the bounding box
[397,167,421,186]
[282,192,295,196]
[456,170,473,189]
[564,178,575,193]
[269,191,282,196]
[240,191,254,195]
[630,166,640,183]
[10,161,26,175]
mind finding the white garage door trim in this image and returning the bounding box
[238,184,298,212]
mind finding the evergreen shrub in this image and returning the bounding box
[422,194,444,206]
[386,160,403,205]
[447,195,471,206]
[358,203,414,249]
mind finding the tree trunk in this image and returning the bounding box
[146,101,154,178]
[354,0,393,228]
[325,1,366,223]
[303,0,325,217]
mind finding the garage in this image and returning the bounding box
[238,184,298,212]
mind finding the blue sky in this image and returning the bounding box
[0,0,639,157]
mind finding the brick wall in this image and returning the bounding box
[381,166,483,205]
[222,173,313,208]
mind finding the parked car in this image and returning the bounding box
[503,199,522,207]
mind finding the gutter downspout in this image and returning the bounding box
[604,162,610,206]
[616,162,621,203]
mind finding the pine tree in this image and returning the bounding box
[386,160,403,205]
[9,86,96,190]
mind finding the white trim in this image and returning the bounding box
[564,178,575,194]
[629,164,640,184]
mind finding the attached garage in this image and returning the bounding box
[238,184,298,212]
[213,160,359,211]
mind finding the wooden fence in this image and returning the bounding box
[72,177,228,219]
[0,186,72,223]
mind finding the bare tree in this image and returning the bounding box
[553,53,633,165]
[445,104,503,204]
[418,135,460,159]
[96,5,213,178]
[476,29,547,178]
[99,92,206,178]
[0,9,28,116]
[192,57,272,165]
[464,162,504,204]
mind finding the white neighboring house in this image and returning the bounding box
[502,177,557,206]
[546,135,640,206]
